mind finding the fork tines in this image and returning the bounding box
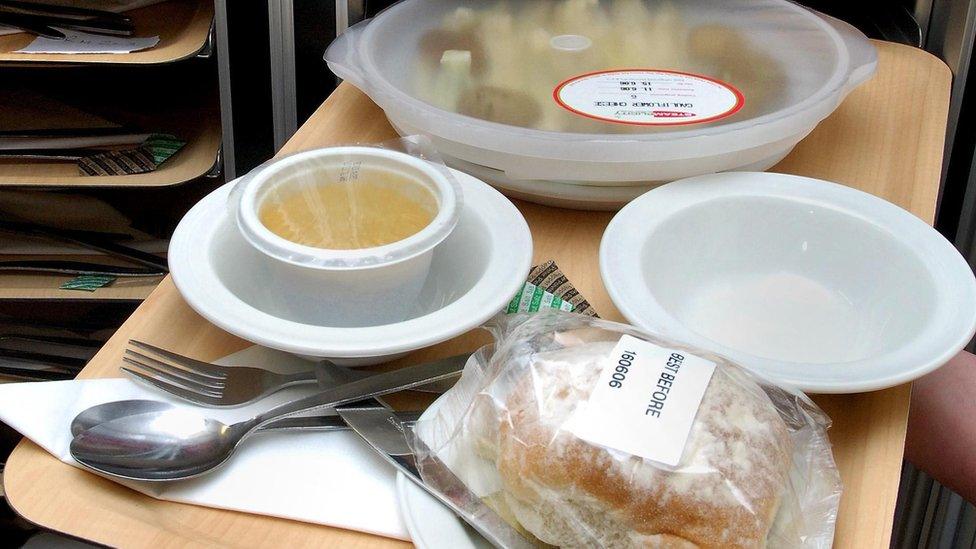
[122,340,230,406]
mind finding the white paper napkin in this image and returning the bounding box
[0,346,409,540]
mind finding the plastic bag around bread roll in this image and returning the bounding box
[409,311,842,548]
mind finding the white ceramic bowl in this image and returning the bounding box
[236,147,461,327]
[600,172,976,393]
[169,169,532,365]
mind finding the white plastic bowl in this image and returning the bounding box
[600,172,976,393]
[169,169,532,364]
[236,147,461,327]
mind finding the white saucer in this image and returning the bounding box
[168,169,532,363]
[396,473,490,549]
[396,392,491,549]
[601,172,976,393]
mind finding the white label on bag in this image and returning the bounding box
[553,69,744,126]
[567,334,716,466]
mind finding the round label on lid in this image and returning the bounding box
[553,69,744,126]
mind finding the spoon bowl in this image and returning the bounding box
[71,400,172,437]
[70,410,249,481]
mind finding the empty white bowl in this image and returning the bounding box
[600,172,976,393]
[169,169,531,365]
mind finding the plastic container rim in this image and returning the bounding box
[237,146,462,271]
[342,0,856,151]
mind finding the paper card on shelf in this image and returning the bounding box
[16,29,159,54]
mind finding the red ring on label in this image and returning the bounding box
[553,68,745,127]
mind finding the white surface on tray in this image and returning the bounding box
[0,345,408,540]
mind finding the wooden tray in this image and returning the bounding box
[1,42,952,548]
[0,0,214,66]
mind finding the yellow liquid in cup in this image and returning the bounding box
[258,169,438,250]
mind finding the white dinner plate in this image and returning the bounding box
[168,169,532,363]
[600,172,976,393]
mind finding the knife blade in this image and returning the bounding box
[336,406,535,549]
[0,220,168,272]
[0,1,130,23]
[316,354,464,395]
[69,404,424,438]
[0,12,62,38]
[0,0,134,37]
[0,334,99,360]
[0,347,85,371]
[255,410,423,432]
[0,260,166,277]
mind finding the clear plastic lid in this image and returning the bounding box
[326,0,876,166]
[231,137,463,270]
[223,138,466,327]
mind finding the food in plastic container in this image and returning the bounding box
[230,138,462,327]
[413,2,783,133]
[325,0,877,189]
[410,311,842,547]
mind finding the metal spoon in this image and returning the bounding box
[69,400,380,437]
[70,359,461,481]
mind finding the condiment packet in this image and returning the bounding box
[506,260,597,317]
[60,274,116,291]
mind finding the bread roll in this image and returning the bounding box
[472,341,793,548]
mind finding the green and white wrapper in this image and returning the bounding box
[506,260,597,317]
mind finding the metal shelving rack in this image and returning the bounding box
[0,0,222,301]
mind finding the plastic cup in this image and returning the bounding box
[236,147,461,327]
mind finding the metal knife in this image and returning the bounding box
[318,354,463,395]
[68,403,424,438]
[336,405,535,549]
[0,347,85,371]
[0,0,134,36]
[0,12,63,39]
[0,334,99,361]
[0,220,168,272]
[0,260,166,277]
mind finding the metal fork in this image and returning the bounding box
[121,340,465,407]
